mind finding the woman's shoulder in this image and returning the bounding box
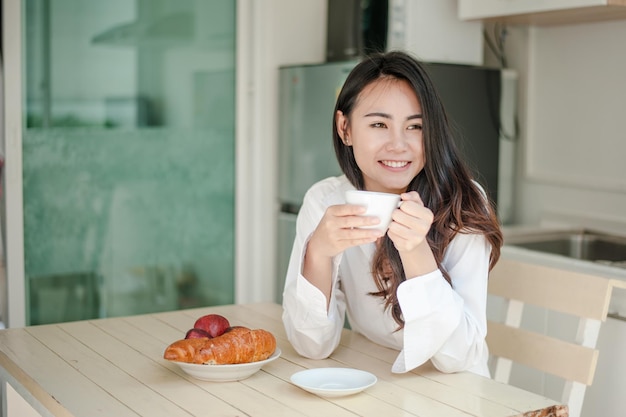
[300,175,353,210]
[305,175,352,200]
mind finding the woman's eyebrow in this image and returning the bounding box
[363,112,423,120]
[364,112,391,118]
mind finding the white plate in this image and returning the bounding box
[290,367,377,397]
[172,348,281,382]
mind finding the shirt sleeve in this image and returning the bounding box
[392,232,491,376]
[281,181,346,359]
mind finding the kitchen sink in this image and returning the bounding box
[506,229,626,268]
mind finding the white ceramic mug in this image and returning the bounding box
[345,190,401,233]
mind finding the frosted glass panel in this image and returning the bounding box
[23,0,236,324]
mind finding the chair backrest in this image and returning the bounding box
[487,258,626,417]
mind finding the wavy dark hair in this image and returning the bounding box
[333,51,503,328]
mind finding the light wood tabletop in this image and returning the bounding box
[0,302,568,417]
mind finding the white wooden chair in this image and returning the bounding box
[487,258,626,417]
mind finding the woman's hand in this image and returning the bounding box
[388,191,437,277]
[303,204,384,304]
[307,204,384,259]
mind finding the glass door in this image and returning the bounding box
[22,0,236,324]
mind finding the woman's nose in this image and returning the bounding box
[385,130,409,151]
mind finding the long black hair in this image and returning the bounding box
[333,51,503,328]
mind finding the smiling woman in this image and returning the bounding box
[282,50,503,378]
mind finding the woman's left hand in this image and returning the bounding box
[387,191,434,254]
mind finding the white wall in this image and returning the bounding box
[490,21,626,234]
[483,19,626,416]
[235,0,326,303]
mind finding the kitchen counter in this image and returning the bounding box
[502,225,626,317]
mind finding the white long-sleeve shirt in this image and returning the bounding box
[282,175,492,376]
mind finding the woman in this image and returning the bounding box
[281,50,503,376]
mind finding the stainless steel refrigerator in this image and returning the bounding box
[275,61,517,301]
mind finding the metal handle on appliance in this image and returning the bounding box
[280,203,301,215]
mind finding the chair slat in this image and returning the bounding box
[487,321,599,385]
[489,260,612,320]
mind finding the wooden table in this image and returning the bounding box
[0,302,568,417]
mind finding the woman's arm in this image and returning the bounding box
[282,179,381,359]
[281,187,345,359]
[392,233,491,376]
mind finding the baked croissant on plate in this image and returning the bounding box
[163,326,276,365]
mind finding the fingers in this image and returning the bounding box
[327,204,383,230]
[309,204,384,258]
[394,202,433,225]
[394,192,430,227]
[388,191,433,252]
[400,191,423,205]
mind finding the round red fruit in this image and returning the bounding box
[185,328,211,339]
[193,314,230,338]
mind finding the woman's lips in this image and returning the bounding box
[380,160,409,168]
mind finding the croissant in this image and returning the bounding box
[163,326,276,365]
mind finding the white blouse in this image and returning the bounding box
[281,175,492,377]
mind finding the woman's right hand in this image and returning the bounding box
[307,204,384,259]
[302,204,382,304]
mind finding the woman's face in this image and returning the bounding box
[336,78,425,194]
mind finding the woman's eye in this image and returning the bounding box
[407,124,422,131]
[371,122,386,128]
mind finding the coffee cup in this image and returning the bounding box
[345,190,401,233]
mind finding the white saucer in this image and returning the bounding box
[290,367,377,397]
